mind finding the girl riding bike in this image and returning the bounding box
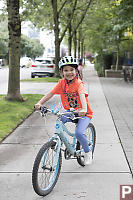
[34,56,93,165]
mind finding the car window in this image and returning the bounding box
[45,60,52,64]
[35,59,44,62]
[41,60,47,64]
[35,59,52,64]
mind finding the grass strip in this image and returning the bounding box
[0,94,43,142]
[21,77,60,82]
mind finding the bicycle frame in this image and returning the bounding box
[50,117,79,156]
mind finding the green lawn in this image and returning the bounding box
[0,77,60,142]
[21,77,60,82]
[0,94,43,142]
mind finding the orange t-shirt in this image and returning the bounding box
[51,77,93,119]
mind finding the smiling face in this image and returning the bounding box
[62,65,77,81]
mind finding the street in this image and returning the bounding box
[0,67,32,94]
[0,67,56,95]
[0,63,133,200]
[0,67,33,94]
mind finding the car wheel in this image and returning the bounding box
[49,74,54,77]
[31,74,35,78]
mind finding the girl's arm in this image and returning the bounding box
[34,92,54,110]
[78,93,87,117]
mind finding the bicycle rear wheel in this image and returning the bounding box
[32,140,62,196]
[76,123,96,166]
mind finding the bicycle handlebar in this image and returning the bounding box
[38,106,81,120]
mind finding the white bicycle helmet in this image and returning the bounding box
[59,56,78,70]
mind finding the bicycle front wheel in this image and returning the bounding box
[32,140,62,196]
[76,123,96,166]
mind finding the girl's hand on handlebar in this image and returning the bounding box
[78,109,87,117]
[34,103,42,110]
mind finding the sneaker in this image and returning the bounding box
[84,151,92,165]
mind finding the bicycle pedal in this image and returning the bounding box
[61,148,65,152]
[64,148,72,159]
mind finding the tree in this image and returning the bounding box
[51,0,78,76]
[27,39,44,59]
[68,0,93,57]
[102,0,133,70]
[21,0,82,76]
[82,0,133,73]
[0,17,8,59]
[116,0,133,33]
[20,35,44,59]
[6,0,23,101]
[0,39,8,59]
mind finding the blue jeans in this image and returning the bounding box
[61,114,91,153]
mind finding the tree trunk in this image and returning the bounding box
[68,20,72,56]
[83,44,85,65]
[81,38,84,60]
[116,44,119,71]
[54,38,60,76]
[51,0,60,77]
[78,28,81,59]
[73,30,77,58]
[51,0,79,75]
[6,0,23,101]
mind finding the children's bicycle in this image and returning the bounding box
[32,106,96,196]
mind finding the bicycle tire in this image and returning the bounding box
[76,123,96,167]
[32,140,62,196]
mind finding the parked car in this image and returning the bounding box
[31,58,55,78]
[20,57,32,68]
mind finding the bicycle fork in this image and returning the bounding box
[49,135,62,171]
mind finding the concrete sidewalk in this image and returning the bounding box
[100,76,133,175]
[0,62,133,200]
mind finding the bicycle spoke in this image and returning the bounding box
[38,148,54,188]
